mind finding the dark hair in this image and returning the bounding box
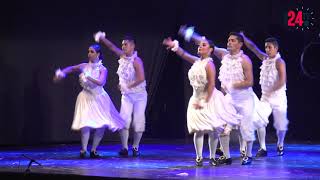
[198,37,215,48]
[265,37,279,48]
[228,32,244,43]
[207,39,215,55]
[122,35,136,44]
[207,39,215,50]
[201,39,215,52]
[90,44,103,60]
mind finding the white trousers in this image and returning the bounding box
[261,91,288,131]
[120,91,147,132]
[228,89,255,142]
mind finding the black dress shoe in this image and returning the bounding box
[240,150,246,158]
[132,147,140,157]
[241,156,253,165]
[80,150,87,158]
[277,146,284,156]
[90,151,101,158]
[118,148,128,157]
[209,158,219,166]
[217,155,232,165]
[195,158,203,167]
[256,148,268,157]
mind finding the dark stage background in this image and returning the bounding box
[0,0,319,145]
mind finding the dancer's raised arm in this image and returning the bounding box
[162,37,198,64]
[240,32,267,61]
[94,31,124,57]
[178,25,228,60]
[53,63,85,82]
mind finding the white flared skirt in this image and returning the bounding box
[72,89,125,131]
[187,89,241,133]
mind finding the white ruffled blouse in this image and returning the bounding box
[117,51,146,94]
[260,53,286,93]
[218,50,245,87]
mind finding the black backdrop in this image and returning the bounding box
[0,0,319,145]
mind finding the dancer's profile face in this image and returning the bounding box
[122,40,135,55]
[87,47,99,62]
[265,42,278,58]
[227,35,242,52]
[197,40,212,57]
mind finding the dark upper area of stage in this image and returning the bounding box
[0,0,319,145]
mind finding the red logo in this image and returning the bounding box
[287,6,315,31]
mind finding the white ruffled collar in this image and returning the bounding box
[267,53,281,61]
[226,50,243,60]
[198,56,213,62]
[122,51,138,61]
[88,60,103,68]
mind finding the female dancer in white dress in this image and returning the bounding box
[178,26,258,165]
[163,37,240,166]
[53,44,125,158]
[94,32,147,157]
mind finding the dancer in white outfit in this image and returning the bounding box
[241,33,288,156]
[94,32,147,157]
[53,44,125,158]
[163,37,240,166]
[179,26,257,165]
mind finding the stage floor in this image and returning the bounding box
[0,141,319,179]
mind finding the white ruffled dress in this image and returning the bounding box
[71,61,125,131]
[187,57,241,134]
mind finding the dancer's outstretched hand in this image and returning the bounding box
[162,37,175,49]
[178,25,195,42]
[53,69,65,83]
[94,31,106,42]
[178,25,187,36]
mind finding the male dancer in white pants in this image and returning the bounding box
[241,32,288,156]
[95,32,147,157]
